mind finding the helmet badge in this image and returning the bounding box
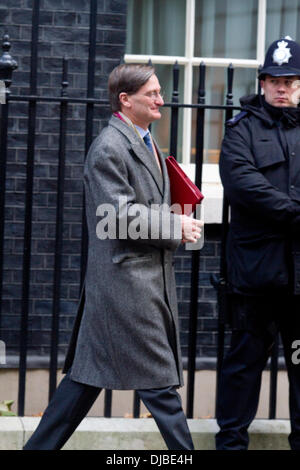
[272,40,292,66]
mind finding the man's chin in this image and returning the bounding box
[148,114,161,124]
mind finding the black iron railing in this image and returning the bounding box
[0,0,279,420]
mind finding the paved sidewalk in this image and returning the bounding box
[0,417,291,450]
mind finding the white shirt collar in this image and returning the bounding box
[134,124,149,139]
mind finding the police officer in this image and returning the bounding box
[216,37,300,450]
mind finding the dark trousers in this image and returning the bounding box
[23,372,194,450]
[215,294,300,450]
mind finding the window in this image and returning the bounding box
[125,0,266,170]
[266,0,300,43]
[125,0,300,221]
[194,0,258,59]
[126,0,186,56]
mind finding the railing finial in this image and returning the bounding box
[0,34,18,91]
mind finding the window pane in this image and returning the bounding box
[191,66,257,163]
[126,0,186,56]
[266,0,300,44]
[151,64,185,162]
[194,0,258,59]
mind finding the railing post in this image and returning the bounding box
[265,42,278,419]
[257,65,262,94]
[0,34,18,335]
[269,336,279,419]
[195,62,205,187]
[133,391,140,418]
[80,0,98,291]
[18,0,40,417]
[226,64,234,107]
[214,64,234,415]
[104,390,112,417]
[186,62,206,419]
[48,58,69,400]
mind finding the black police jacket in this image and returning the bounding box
[220,94,300,295]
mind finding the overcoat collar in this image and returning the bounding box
[109,115,167,198]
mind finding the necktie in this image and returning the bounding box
[143,132,154,153]
[143,132,162,173]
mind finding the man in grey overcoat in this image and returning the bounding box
[24,64,202,450]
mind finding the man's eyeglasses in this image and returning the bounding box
[141,91,164,101]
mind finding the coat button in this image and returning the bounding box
[291,185,295,189]
[291,152,295,156]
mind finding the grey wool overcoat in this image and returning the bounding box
[63,115,184,390]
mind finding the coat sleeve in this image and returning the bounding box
[84,138,182,251]
[219,124,300,225]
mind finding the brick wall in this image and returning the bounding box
[1,0,225,365]
[1,0,128,358]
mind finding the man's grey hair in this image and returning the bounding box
[108,63,155,113]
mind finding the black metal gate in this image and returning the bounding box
[0,0,279,420]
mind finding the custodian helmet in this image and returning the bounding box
[258,36,300,79]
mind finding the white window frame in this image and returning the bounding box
[124,0,267,222]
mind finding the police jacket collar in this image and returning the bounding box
[240,93,300,129]
[262,97,300,128]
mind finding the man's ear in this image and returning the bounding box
[260,80,265,95]
[119,92,131,109]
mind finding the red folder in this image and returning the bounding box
[165,156,204,215]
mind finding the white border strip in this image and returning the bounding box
[124,54,260,69]
[257,0,267,65]
[182,0,195,164]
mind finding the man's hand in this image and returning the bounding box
[180,214,204,243]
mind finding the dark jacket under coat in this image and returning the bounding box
[220,94,300,295]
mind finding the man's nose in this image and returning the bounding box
[157,94,164,106]
[277,83,287,92]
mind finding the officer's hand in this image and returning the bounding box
[180,214,204,243]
